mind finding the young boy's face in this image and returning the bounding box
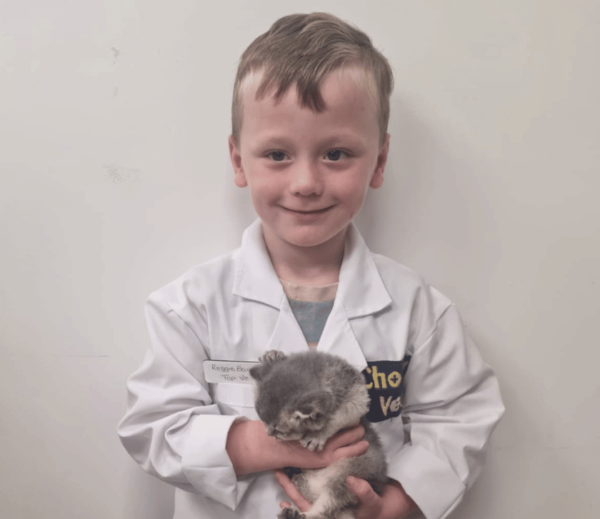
[229,69,389,253]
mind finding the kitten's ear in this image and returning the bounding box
[249,364,270,381]
[296,391,334,422]
[250,350,288,381]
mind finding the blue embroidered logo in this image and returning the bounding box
[362,356,411,422]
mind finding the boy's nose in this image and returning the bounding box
[289,161,323,197]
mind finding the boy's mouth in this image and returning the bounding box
[283,206,334,215]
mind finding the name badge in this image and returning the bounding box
[203,360,260,385]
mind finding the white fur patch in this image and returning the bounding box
[303,459,353,518]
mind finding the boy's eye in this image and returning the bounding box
[325,150,347,161]
[267,151,287,162]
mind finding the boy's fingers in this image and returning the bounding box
[274,470,294,491]
[347,475,375,500]
[347,476,384,519]
[329,423,365,449]
[279,502,292,509]
[332,439,369,461]
[274,470,312,512]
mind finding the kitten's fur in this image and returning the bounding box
[250,350,388,519]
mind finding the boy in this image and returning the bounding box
[118,13,504,519]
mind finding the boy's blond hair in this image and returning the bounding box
[232,12,394,145]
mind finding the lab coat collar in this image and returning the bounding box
[232,219,285,309]
[338,223,392,319]
[232,219,392,318]
[232,220,391,371]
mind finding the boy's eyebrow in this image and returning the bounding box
[251,133,367,151]
[318,134,366,149]
[251,135,294,149]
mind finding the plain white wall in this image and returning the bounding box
[1,1,599,518]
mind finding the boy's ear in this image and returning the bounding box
[369,133,390,189]
[228,135,248,188]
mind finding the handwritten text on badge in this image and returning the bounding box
[203,360,260,385]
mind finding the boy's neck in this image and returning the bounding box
[261,225,347,286]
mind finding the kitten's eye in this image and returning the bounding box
[267,151,287,162]
[324,149,348,162]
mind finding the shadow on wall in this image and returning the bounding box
[454,324,583,518]
[356,94,492,263]
[358,93,504,322]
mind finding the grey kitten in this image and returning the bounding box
[250,350,388,519]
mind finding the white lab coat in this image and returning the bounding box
[118,219,504,519]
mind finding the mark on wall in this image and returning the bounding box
[104,163,140,183]
[112,47,120,65]
[113,87,119,98]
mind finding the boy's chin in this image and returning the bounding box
[268,226,350,250]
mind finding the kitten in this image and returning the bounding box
[250,350,388,519]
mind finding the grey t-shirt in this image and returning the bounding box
[280,279,338,349]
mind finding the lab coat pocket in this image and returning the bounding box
[213,383,258,419]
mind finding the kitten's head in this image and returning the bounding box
[250,356,335,441]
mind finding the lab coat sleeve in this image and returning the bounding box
[390,303,504,519]
[117,294,255,510]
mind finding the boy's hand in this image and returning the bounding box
[227,420,368,475]
[346,476,418,519]
[283,424,368,469]
[275,472,418,519]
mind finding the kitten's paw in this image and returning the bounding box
[259,350,287,365]
[300,436,327,451]
[278,507,305,519]
[299,437,315,451]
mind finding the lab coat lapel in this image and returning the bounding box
[264,297,313,355]
[232,219,313,355]
[317,299,368,371]
[317,224,392,371]
[232,219,284,309]
[338,224,392,319]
